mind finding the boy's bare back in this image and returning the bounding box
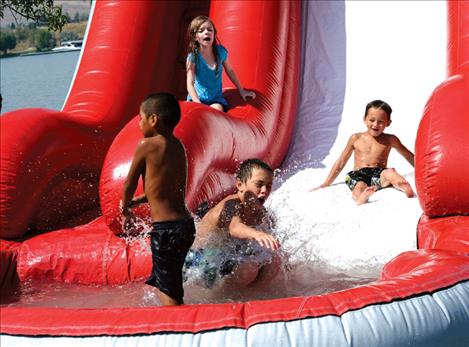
[121,92,191,226]
[141,134,190,222]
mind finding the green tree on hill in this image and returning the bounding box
[0,30,17,55]
[32,29,55,51]
[0,0,68,32]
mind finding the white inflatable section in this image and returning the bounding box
[267,0,447,278]
[3,282,468,347]
[286,0,447,169]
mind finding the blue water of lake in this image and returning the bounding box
[0,51,80,114]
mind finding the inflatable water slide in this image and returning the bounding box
[1,1,468,346]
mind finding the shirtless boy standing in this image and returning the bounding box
[313,100,415,205]
[184,159,280,290]
[121,93,195,306]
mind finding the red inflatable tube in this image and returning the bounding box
[417,215,469,253]
[415,74,469,217]
[11,0,300,284]
[3,250,469,336]
[0,1,206,239]
[16,217,150,284]
[447,0,469,76]
[415,1,469,249]
[0,239,20,294]
[100,0,300,234]
[0,109,101,238]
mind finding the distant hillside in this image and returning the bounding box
[1,0,91,28]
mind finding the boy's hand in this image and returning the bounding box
[119,200,134,234]
[309,183,327,192]
[240,89,256,101]
[253,231,280,251]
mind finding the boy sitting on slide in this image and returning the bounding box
[312,100,415,205]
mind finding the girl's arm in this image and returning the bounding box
[311,134,356,190]
[186,60,201,103]
[223,58,256,101]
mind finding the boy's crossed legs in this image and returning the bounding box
[352,168,414,205]
[380,168,415,198]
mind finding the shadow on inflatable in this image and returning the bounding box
[1,1,468,346]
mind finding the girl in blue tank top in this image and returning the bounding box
[186,16,256,111]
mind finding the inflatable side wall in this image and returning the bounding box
[0,1,211,238]
[415,0,469,250]
[99,0,300,234]
[1,0,300,284]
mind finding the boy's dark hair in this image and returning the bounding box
[236,159,273,182]
[365,100,392,120]
[141,92,181,129]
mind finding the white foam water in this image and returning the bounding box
[2,175,421,308]
[267,168,421,279]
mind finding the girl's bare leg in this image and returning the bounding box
[380,168,415,197]
[210,103,225,112]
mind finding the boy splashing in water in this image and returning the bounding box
[121,93,195,306]
[185,159,280,290]
[313,100,415,205]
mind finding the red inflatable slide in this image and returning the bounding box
[1,0,299,288]
[1,1,468,346]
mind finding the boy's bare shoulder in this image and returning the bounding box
[381,132,401,144]
[203,194,239,216]
[199,193,240,231]
[215,193,240,212]
[137,135,166,152]
[349,132,365,143]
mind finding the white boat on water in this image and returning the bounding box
[52,40,83,52]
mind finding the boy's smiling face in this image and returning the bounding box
[237,168,273,205]
[364,107,391,137]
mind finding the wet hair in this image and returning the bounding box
[187,15,221,75]
[236,159,274,183]
[140,92,181,129]
[364,100,392,120]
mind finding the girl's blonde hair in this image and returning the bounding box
[187,16,221,74]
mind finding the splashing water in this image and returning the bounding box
[267,167,421,278]
[1,167,421,308]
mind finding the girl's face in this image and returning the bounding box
[195,20,215,48]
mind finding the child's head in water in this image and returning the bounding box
[235,159,274,205]
[139,93,181,137]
